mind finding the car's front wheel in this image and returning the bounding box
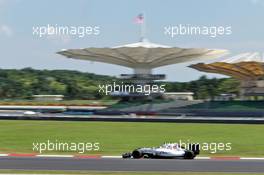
[132,150,143,159]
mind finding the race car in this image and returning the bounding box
[122,143,200,159]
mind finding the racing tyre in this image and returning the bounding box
[184,150,195,159]
[132,150,143,159]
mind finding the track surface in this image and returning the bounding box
[0,157,264,172]
[1,112,264,124]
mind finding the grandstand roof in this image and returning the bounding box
[190,52,264,80]
[57,40,227,69]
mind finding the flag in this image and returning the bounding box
[134,13,144,24]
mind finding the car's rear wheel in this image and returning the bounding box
[132,150,143,159]
[184,150,195,159]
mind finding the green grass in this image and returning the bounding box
[0,120,263,156]
[0,170,263,175]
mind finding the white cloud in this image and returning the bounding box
[0,24,13,37]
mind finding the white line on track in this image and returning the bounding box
[196,157,210,159]
[240,157,264,160]
[0,154,8,157]
[1,154,264,160]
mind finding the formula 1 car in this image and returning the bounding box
[122,143,200,159]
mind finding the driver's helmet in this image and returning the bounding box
[172,144,179,149]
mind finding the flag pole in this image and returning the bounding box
[140,12,146,42]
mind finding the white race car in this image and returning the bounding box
[122,143,200,159]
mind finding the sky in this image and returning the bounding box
[0,0,263,82]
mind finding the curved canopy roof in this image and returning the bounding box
[190,52,264,80]
[57,40,227,69]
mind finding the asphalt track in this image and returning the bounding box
[0,157,264,172]
[1,112,264,124]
